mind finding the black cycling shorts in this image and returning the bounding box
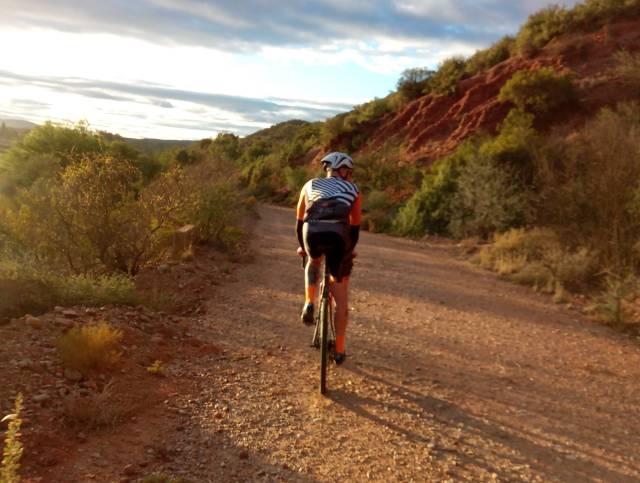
[302,226,353,282]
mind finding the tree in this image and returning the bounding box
[396,68,434,101]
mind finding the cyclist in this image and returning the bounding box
[295,152,362,365]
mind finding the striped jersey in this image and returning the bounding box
[303,177,359,207]
[296,176,362,225]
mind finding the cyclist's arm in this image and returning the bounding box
[296,188,306,249]
[349,193,363,251]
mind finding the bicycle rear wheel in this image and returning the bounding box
[319,295,329,395]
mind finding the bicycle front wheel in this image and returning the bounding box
[319,296,329,395]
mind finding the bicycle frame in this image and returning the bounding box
[303,255,336,395]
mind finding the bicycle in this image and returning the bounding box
[300,251,336,395]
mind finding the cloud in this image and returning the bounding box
[10,98,51,109]
[0,69,353,126]
[1,0,582,54]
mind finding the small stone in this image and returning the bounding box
[33,393,50,403]
[157,264,170,273]
[17,359,33,370]
[25,315,43,329]
[151,334,164,344]
[64,368,83,382]
[239,451,249,460]
[62,310,79,318]
[122,464,138,476]
[54,318,75,329]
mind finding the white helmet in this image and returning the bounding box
[321,152,354,171]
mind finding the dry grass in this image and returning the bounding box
[63,380,129,430]
[146,360,166,377]
[477,228,596,291]
[56,321,123,375]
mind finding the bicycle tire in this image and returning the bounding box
[319,295,329,395]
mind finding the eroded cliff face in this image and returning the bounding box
[324,16,640,167]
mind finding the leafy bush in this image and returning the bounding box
[448,153,527,239]
[428,57,467,96]
[480,108,541,184]
[515,5,571,54]
[392,142,473,236]
[592,274,639,325]
[362,190,394,233]
[465,36,515,76]
[0,256,138,322]
[535,102,640,271]
[208,132,241,162]
[57,322,123,375]
[0,121,103,195]
[283,166,312,196]
[4,155,199,275]
[499,67,576,115]
[397,68,435,101]
[515,0,640,55]
[615,49,640,92]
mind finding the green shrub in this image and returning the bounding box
[397,68,435,101]
[0,121,103,195]
[428,57,467,96]
[615,49,640,92]
[448,153,527,240]
[362,190,394,233]
[208,132,241,162]
[392,142,474,236]
[535,102,640,271]
[593,274,639,325]
[283,166,312,196]
[480,108,541,184]
[498,67,576,115]
[57,322,123,375]
[465,36,515,76]
[5,154,146,274]
[0,256,138,322]
[516,5,571,54]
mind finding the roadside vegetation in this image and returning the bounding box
[0,121,251,323]
[3,0,639,329]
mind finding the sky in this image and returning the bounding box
[0,0,581,140]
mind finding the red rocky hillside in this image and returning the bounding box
[339,15,640,165]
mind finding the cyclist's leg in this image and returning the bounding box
[330,276,349,355]
[301,228,324,324]
[325,236,351,358]
[304,256,322,305]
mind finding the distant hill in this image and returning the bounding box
[0,118,38,130]
[0,119,195,155]
[98,131,194,154]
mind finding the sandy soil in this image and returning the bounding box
[12,203,640,482]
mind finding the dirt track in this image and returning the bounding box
[154,203,638,482]
[30,203,640,482]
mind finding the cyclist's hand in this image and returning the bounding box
[297,247,306,257]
